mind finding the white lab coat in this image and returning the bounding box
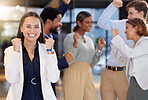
[4,42,60,100]
[111,35,148,90]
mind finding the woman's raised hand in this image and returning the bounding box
[73,32,79,48]
[11,38,21,52]
[45,38,55,54]
[112,28,119,37]
[98,38,106,51]
[45,38,54,49]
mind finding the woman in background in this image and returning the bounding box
[63,11,106,100]
[4,12,60,100]
[111,18,148,100]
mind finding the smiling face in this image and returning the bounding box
[21,16,41,43]
[127,7,142,19]
[79,16,93,32]
[125,23,138,40]
[50,14,62,34]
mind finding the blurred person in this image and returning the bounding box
[63,11,106,100]
[40,0,73,96]
[97,0,148,100]
[111,18,148,100]
[4,12,60,100]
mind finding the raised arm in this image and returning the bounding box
[111,44,127,66]
[90,38,106,68]
[46,50,60,83]
[4,38,22,83]
[45,38,60,82]
[59,0,71,17]
[111,32,148,58]
[63,33,78,64]
[97,0,126,31]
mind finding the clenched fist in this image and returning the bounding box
[112,28,119,37]
[73,32,79,41]
[65,52,74,63]
[63,0,71,5]
[98,38,106,51]
[45,38,55,49]
[112,0,123,8]
[73,32,79,48]
[45,38,55,54]
[11,38,21,52]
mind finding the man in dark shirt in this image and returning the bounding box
[40,0,73,96]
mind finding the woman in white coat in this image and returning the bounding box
[4,12,60,100]
[111,18,148,100]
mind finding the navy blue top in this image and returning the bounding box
[45,33,68,69]
[44,1,70,70]
[43,1,70,97]
[57,1,70,69]
[59,2,70,17]
[21,44,44,100]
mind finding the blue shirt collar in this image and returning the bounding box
[44,33,53,39]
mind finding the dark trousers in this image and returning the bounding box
[126,77,148,100]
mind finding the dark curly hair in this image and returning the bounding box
[40,7,61,24]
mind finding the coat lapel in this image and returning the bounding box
[38,42,46,81]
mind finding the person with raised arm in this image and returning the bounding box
[4,12,60,100]
[40,0,73,96]
[63,11,106,100]
[97,0,148,100]
[111,18,148,100]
